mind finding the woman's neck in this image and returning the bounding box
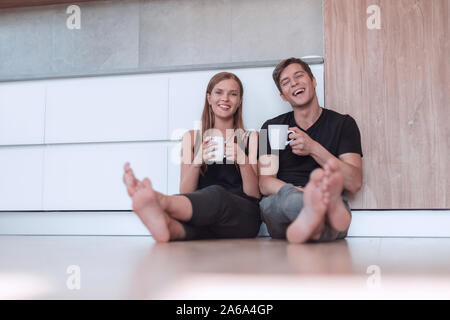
[213,117,235,136]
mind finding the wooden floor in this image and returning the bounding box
[1,236,450,299]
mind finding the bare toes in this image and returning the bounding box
[143,178,152,188]
[310,168,324,183]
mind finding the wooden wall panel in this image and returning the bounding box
[324,0,449,209]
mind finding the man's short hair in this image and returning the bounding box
[272,57,315,93]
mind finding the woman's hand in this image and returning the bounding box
[193,136,218,167]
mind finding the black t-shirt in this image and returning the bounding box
[260,108,363,187]
[195,134,259,203]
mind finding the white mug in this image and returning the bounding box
[268,125,295,150]
[208,136,225,163]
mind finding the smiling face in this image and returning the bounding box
[207,79,241,120]
[278,63,317,108]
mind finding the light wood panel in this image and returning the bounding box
[324,0,449,209]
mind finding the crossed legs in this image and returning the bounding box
[286,158,351,244]
[124,158,351,244]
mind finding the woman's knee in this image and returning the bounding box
[202,185,228,197]
[201,185,230,206]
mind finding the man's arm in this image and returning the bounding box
[288,127,362,195]
[258,154,287,196]
[310,144,362,194]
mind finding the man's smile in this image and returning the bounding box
[293,88,305,97]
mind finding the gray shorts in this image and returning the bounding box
[259,184,351,242]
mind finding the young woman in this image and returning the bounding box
[123,72,261,242]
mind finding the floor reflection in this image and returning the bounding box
[3,236,450,299]
[286,240,353,274]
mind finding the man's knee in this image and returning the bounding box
[259,194,275,215]
[277,184,303,219]
[261,184,301,211]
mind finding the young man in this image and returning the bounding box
[258,57,363,243]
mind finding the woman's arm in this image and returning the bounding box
[239,131,261,199]
[179,130,202,194]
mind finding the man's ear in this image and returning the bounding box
[280,92,288,102]
[313,77,317,88]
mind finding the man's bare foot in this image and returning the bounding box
[323,159,351,232]
[286,168,329,244]
[132,178,170,242]
[123,162,140,197]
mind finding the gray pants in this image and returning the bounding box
[259,184,351,242]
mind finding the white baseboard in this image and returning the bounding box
[347,210,450,237]
[0,210,449,237]
[0,211,150,236]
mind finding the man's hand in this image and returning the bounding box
[288,127,317,156]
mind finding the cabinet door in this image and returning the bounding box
[45,75,169,144]
[0,82,45,145]
[43,142,167,210]
[0,146,44,210]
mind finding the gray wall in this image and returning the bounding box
[0,0,323,80]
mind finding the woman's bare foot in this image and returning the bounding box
[123,162,140,197]
[286,168,329,244]
[132,178,171,242]
[323,159,351,232]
